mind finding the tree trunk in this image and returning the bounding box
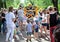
[4,1,7,8]
[0,0,7,9]
[0,0,3,9]
[3,0,7,8]
[52,0,59,14]
[52,0,58,8]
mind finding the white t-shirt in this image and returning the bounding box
[18,9,24,17]
[41,14,49,23]
[5,12,15,27]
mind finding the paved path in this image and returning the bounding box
[0,31,50,42]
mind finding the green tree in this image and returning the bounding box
[6,0,20,8]
[0,0,7,9]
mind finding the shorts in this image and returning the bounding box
[27,32,32,36]
[35,20,39,23]
[17,31,21,35]
[16,26,19,28]
[18,17,23,22]
[42,23,48,26]
[15,22,19,28]
[35,28,38,32]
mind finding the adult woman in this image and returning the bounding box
[40,9,48,35]
[5,7,16,42]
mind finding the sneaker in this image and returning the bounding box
[5,39,8,42]
[30,39,32,42]
[19,33,24,39]
[9,38,11,41]
[26,40,28,42]
[19,33,23,36]
[5,40,8,42]
[12,39,15,42]
[15,35,20,40]
[22,36,25,39]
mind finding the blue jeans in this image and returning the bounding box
[2,21,6,33]
[0,23,2,32]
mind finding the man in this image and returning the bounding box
[49,7,58,42]
[0,13,2,33]
[5,7,15,42]
[1,9,6,33]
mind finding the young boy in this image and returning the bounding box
[26,20,32,42]
[34,20,39,40]
[14,17,24,40]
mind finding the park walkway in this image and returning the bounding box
[0,31,50,42]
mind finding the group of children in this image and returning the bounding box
[14,6,50,42]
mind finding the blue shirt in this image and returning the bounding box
[26,23,32,32]
[34,24,39,29]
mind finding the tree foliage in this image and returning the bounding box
[0,0,60,11]
[0,0,6,9]
[24,0,52,9]
[6,0,20,8]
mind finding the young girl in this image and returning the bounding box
[40,9,48,35]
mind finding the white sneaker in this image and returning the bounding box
[15,35,20,40]
[5,40,8,42]
[9,38,11,41]
[9,38,15,42]
[12,39,15,42]
[19,33,25,39]
[22,36,25,39]
[19,32,22,35]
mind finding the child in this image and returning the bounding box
[15,17,24,39]
[34,20,39,40]
[26,20,32,42]
[14,17,20,40]
[14,16,24,41]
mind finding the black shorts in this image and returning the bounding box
[16,26,19,28]
[35,28,38,32]
[27,32,32,36]
[42,23,48,26]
